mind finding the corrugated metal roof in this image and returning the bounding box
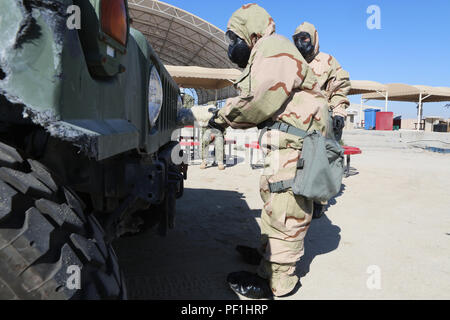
[128,0,238,103]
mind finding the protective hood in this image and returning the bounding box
[227,4,276,48]
[293,22,320,58]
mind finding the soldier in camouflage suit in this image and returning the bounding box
[208,4,328,298]
[200,128,225,170]
[293,22,351,218]
[293,22,351,127]
[182,93,195,108]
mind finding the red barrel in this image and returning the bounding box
[376,112,394,131]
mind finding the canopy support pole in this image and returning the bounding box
[417,92,423,131]
[372,90,389,112]
[360,96,363,127]
[385,91,389,112]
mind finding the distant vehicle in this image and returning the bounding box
[0,0,186,299]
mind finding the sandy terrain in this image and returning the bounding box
[114,134,450,300]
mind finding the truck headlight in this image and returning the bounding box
[148,66,163,127]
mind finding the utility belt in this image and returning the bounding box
[260,120,345,201]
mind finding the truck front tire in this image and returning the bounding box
[0,141,126,300]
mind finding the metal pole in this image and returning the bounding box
[360,96,363,128]
[385,91,389,112]
[417,92,422,131]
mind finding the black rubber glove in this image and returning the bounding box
[333,116,345,142]
[208,112,225,133]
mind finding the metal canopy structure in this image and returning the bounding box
[348,80,387,96]
[348,80,388,127]
[362,84,450,103]
[350,80,389,112]
[165,65,241,90]
[128,0,238,104]
[362,84,450,130]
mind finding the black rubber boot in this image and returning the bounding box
[227,271,273,299]
[313,202,325,219]
[277,280,302,298]
[235,245,262,266]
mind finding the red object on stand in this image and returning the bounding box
[376,112,394,131]
[342,146,362,178]
[343,146,362,155]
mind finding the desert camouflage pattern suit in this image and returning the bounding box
[294,22,351,208]
[293,22,351,130]
[215,4,329,296]
[201,128,225,164]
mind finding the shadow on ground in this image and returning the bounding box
[345,166,360,177]
[296,185,343,278]
[114,183,344,299]
[296,214,341,278]
[325,184,346,211]
[114,188,262,300]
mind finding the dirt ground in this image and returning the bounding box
[114,143,450,300]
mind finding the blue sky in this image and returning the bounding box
[164,0,450,119]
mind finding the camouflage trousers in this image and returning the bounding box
[202,128,225,164]
[257,142,313,296]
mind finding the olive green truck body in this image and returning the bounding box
[0,0,186,299]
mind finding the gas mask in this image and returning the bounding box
[226,30,251,69]
[294,32,315,63]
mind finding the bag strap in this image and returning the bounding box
[269,179,294,193]
[267,122,309,138]
[263,121,310,193]
[268,158,305,193]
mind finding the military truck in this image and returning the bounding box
[0,0,187,299]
